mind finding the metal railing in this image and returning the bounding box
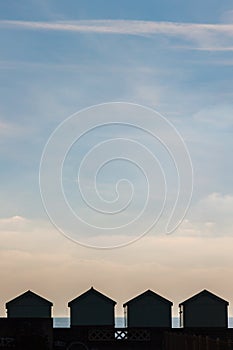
[164,332,233,350]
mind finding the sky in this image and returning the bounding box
[0,0,233,318]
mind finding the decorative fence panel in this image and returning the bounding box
[88,328,150,342]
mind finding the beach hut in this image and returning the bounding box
[123,289,173,327]
[68,287,116,327]
[179,289,229,328]
[6,290,53,318]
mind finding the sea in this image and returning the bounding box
[53,317,233,328]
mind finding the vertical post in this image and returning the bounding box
[192,334,197,350]
[165,332,172,350]
[198,335,202,350]
[205,336,209,350]
[164,332,169,350]
[216,337,220,350]
[184,333,188,350]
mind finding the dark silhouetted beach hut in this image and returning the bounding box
[6,290,53,318]
[68,287,116,327]
[123,289,173,327]
[179,289,229,328]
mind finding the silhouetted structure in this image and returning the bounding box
[68,287,116,327]
[0,318,53,349]
[179,289,229,328]
[1,287,233,349]
[123,289,173,327]
[6,290,53,318]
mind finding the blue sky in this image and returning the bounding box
[0,1,233,317]
[0,0,232,22]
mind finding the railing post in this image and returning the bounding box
[184,333,188,350]
[216,337,220,350]
[192,334,197,350]
[205,336,209,350]
[198,335,202,350]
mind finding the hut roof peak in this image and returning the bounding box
[123,289,173,307]
[179,289,229,306]
[68,287,116,307]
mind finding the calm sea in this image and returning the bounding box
[53,317,125,328]
[53,317,233,328]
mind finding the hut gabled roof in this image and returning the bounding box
[123,289,173,307]
[6,290,53,308]
[68,287,116,307]
[179,289,229,307]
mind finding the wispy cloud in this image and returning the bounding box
[193,104,233,129]
[0,19,233,51]
[0,120,20,137]
[1,215,233,315]
[0,215,28,225]
[0,119,32,139]
[0,19,232,36]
